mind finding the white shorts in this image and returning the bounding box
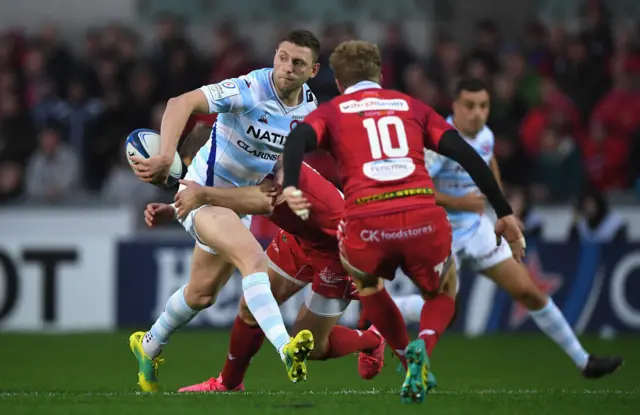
[304,289,351,318]
[452,215,512,272]
[177,173,252,255]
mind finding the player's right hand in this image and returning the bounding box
[144,203,176,227]
[494,214,526,263]
[282,186,311,220]
[456,191,486,214]
[130,154,172,185]
[175,180,205,220]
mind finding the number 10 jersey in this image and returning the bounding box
[304,80,455,218]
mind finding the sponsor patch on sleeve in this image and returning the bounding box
[206,80,240,101]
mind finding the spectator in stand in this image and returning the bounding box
[43,77,104,189]
[582,119,629,192]
[424,32,462,97]
[520,77,583,156]
[581,0,614,63]
[25,127,79,202]
[531,128,584,202]
[501,45,542,108]
[554,34,608,120]
[466,19,501,74]
[208,23,256,84]
[522,21,550,72]
[488,74,528,135]
[591,56,640,141]
[465,57,491,84]
[0,92,37,202]
[380,23,416,93]
[493,130,532,189]
[403,63,450,116]
[571,187,626,242]
[34,23,74,97]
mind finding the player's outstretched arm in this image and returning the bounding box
[174,179,275,219]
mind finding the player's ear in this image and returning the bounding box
[310,62,320,79]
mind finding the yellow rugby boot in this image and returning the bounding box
[128,331,164,392]
[282,329,315,383]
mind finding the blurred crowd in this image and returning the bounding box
[0,1,640,208]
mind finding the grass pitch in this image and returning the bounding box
[0,331,637,414]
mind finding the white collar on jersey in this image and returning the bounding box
[344,80,382,95]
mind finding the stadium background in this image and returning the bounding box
[0,1,639,413]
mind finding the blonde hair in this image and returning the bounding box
[329,40,382,89]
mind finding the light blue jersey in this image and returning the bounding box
[185,68,317,188]
[425,116,495,241]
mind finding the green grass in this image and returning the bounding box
[0,331,637,414]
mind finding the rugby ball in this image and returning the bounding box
[125,128,183,187]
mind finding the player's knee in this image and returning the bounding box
[238,299,257,325]
[183,284,216,310]
[237,253,268,277]
[514,285,547,310]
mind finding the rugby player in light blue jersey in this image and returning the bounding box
[128,30,321,392]
[390,78,622,379]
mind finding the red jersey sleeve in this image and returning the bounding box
[303,103,332,149]
[413,98,454,150]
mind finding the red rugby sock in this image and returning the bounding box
[359,288,409,367]
[220,316,265,389]
[319,325,381,360]
[418,294,455,357]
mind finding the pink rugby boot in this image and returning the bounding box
[357,325,385,380]
[178,374,245,392]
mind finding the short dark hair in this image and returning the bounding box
[455,77,489,98]
[179,124,212,162]
[278,30,321,63]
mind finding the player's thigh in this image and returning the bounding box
[465,215,513,272]
[194,205,265,275]
[185,244,235,308]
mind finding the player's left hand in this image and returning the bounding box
[282,186,311,220]
[174,180,206,220]
[130,154,172,185]
[144,203,176,227]
[495,214,526,263]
